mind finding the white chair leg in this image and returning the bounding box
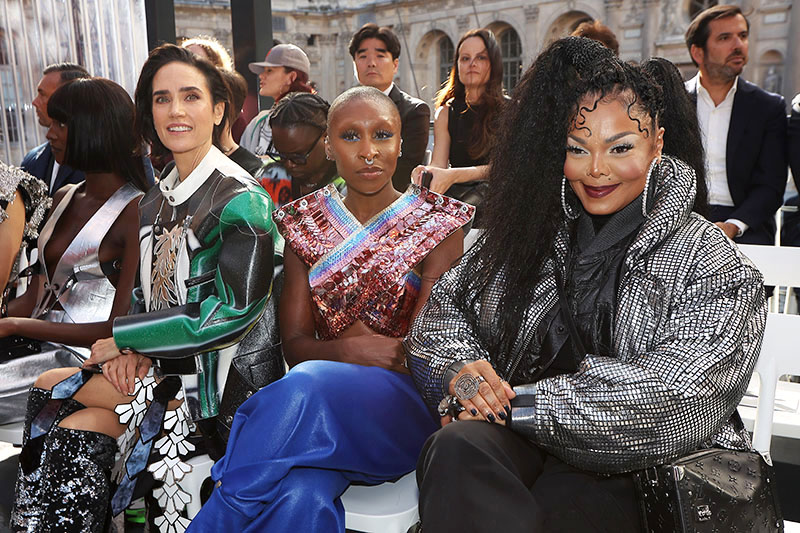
[183,454,214,519]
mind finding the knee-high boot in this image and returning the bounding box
[37,425,118,533]
[10,388,85,533]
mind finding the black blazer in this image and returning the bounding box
[389,85,431,191]
[20,142,85,197]
[788,95,800,194]
[688,77,787,242]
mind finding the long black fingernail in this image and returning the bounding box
[497,411,506,420]
[487,413,496,423]
[504,405,511,414]
[470,408,478,416]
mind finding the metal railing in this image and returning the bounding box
[0,0,148,165]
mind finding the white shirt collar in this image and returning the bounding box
[159,145,252,206]
[690,74,738,108]
[382,82,395,96]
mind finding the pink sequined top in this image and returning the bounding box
[274,183,474,339]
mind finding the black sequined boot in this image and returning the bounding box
[38,425,118,533]
[10,388,85,533]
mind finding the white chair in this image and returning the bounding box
[738,244,800,313]
[0,421,23,446]
[2,418,415,529]
[750,313,800,455]
[342,471,419,533]
[745,313,800,532]
[184,454,215,519]
[178,453,419,532]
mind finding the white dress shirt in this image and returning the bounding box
[686,74,747,236]
[49,161,60,194]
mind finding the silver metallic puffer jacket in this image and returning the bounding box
[405,156,766,474]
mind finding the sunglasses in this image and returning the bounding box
[264,129,325,166]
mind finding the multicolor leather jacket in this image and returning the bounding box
[406,156,766,474]
[112,146,275,421]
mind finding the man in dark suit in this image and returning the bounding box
[684,4,787,245]
[20,63,90,196]
[349,23,430,190]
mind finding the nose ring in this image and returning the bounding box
[364,156,375,165]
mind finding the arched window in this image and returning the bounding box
[499,28,521,91]
[760,50,784,95]
[438,36,454,87]
[689,0,719,19]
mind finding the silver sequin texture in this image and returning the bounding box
[0,162,50,310]
[40,426,117,532]
[405,156,766,474]
[11,391,86,533]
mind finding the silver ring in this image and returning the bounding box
[454,374,485,401]
[364,156,375,165]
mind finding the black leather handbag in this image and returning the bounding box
[552,274,784,533]
[0,335,42,361]
[634,448,784,532]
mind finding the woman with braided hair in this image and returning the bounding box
[406,37,765,532]
[258,91,344,205]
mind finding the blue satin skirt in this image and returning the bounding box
[187,360,438,532]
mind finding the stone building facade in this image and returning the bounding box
[175,0,797,110]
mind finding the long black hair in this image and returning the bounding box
[641,57,708,217]
[456,37,669,358]
[48,77,148,192]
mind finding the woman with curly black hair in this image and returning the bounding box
[406,37,765,532]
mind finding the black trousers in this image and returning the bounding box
[417,421,642,533]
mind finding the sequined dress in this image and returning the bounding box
[406,156,766,474]
[188,184,474,532]
[0,163,50,312]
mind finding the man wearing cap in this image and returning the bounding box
[349,23,430,190]
[241,43,313,156]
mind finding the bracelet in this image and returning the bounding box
[437,394,466,420]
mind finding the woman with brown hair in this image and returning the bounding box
[11,45,275,533]
[411,28,506,223]
[240,44,314,157]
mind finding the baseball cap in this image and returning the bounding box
[249,44,310,76]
